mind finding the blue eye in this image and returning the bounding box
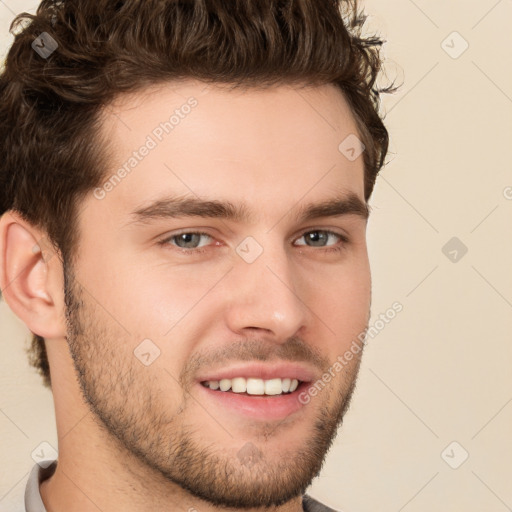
[163,232,212,249]
[295,230,344,248]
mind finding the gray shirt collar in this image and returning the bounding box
[24,460,57,512]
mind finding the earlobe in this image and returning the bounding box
[0,211,66,339]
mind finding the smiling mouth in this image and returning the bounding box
[201,377,302,396]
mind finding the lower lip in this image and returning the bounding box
[197,382,310,421]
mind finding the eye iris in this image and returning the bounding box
[307,231,328,247]
[175,233,201,248]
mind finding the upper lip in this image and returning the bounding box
[196,362,318,383]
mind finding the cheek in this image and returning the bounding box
[309,257,371,342]
[110,264,235,350]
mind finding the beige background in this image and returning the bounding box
[1,1,511,510]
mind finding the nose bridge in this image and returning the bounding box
[224,234,307,338]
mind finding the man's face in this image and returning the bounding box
[64,81,371,508]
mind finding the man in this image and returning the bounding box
[0,0,394,510]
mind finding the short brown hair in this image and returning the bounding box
[0,0,397,389]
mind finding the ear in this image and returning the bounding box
[0,210,67,339]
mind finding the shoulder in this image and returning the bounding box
[302,493,341,512]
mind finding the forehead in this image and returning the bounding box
[93,80,365,222]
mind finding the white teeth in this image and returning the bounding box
[219,379,231,391]
[264,378,283,395]
[231,377,246,393]
[247,378,264,395]
[203,377,300,395]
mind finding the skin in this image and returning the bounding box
[0,80,372,512]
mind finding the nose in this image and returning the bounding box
[222,240,309,342]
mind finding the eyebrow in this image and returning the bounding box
[126,192,369,226]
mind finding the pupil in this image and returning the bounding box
[308,231,326,246]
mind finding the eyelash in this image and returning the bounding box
[157,229,350,256]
